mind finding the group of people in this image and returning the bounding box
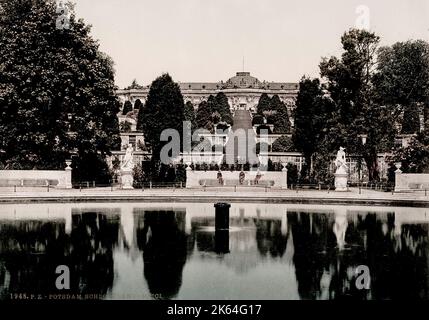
[216,169,262,185]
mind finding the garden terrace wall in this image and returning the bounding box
[186,170,287,189]
[0,170,72,189]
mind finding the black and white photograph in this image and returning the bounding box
[0,0,429,315]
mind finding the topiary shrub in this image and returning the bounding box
[252,114,264,126]
[272,135,294,152]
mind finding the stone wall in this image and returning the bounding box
[186,170,287,189]
[395,172,429,192]
[0,169,72,189]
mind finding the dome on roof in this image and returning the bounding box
[225,72,261,88]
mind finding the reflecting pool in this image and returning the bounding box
[0,202,428,300]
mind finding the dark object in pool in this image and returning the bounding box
[214,203,231,231]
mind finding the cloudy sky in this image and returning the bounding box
[72,0,429,88]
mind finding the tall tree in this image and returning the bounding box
[134,99,143,110]
[270,95,290,133]
[272,135,294,152]
[395,133,429,173]
[195,101,213,131]
[184,101,195,125]
[320,29,396,181]
[256,93,271,115]
[401,104,421,134]
[122,101,133,115]
[375,40,429,107]
[269,95,284,111]
[213,92,233,125]
[195,94,232,132]
[375,40,429,136]
[0,0,120,182]
[293,77,334,172]
[136,73,185,161]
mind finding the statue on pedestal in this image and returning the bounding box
[120,144,135,189]
[334,147,348,191]
[121,144,134,171]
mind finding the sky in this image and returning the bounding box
[71,0,429,88]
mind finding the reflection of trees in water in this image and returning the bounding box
[0,221,67,297]
[288,212,333,300]
[254,219,288,258]
[136,211,193,300]
[0,212,120,298]
[289,211,429,300]
[0,261,8,298]
[365,216,429,300]
[68,212,120,295]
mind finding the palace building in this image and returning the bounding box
[116,71,299,114]
[112,71,414,184]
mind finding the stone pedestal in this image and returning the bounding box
[185,163,192,188]
[281,166,288,189]
[334,172,348,192]
[120,169,134,190]
[334,165,348,192]
[394,162,402,192]
[64,160,73,189]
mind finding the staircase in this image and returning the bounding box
[224,110,258,164]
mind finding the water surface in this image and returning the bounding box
[0,203,428,300]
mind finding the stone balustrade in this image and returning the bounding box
[0,163,72,189]
[186,169,287,189]
[395,171,429,192]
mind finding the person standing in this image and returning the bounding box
[239,170,245,185]
[217,170,224,185]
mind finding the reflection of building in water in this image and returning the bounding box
[191,211,294,274]
[193,216,260,273]
[254,216,290,258]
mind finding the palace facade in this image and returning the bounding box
[116,71,299,114]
